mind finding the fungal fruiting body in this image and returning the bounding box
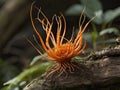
[30,3,92,77]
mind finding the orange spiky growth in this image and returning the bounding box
[30,3,93,77]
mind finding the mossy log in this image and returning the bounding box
[24,45,120,90]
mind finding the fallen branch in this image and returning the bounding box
[86,45,120,60]
[24,45,120,90]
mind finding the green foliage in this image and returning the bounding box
[2,62,53,90]
[30,53,47,65]
[65,4,83,15]
[80,0,103,24]
[66,0,120,25]
[65,0,120,49]
[104,7,120,23]
[99,28,120,36]
[0,60,19,88]
[66,0,103,24]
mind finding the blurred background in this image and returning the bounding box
[0,0,120,90]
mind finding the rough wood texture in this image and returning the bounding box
[24,45,120,90]
[24,63,94,90]
[86,45,120,60]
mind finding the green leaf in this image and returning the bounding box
[30,53,47,65]
[103,38,116,43]
[65,4,83,15]
[99,27,120,36]
[4,62,53,90]
[104,7,120,23]
[74,56,83,60]
[80,0,103,24]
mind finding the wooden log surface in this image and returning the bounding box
[23,45,120,90]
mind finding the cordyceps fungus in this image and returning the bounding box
[29,3,93,78]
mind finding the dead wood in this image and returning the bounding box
[24,45,120,90]
[86,45,120,60]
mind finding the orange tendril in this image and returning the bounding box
[29,2,93,77]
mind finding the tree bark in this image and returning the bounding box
[24,45,120,90]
